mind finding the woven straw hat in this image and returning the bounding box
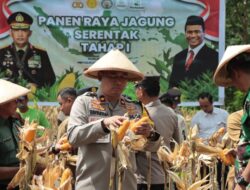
[84,49,144,81]
[227,109,242,142]
[213,44,250,86]
[0,79,30,105]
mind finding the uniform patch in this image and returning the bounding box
[91,99,105,111]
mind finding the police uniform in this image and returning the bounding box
[0,12,55,87]
[68,91,160,190]
[0,118,21,189]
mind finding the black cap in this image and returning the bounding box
[77,86,98,96]
[7,12,33,30]
[185,15,205,31]
[160,87,181,104]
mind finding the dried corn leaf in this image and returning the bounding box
[8,166,26,188]
[167,170,186,190]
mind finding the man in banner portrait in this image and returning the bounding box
[0,11,56,88]
[168,15,218,88]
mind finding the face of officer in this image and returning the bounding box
[57,95,75,116]
[100,71,128,101]
[185,25,204,49]
[11,29,32,48]
[0,100,18,119]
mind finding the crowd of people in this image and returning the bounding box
[1,11,250,190]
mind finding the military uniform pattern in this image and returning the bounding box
[0,43,55,87]
[236,90,250,180]
[0,117,21,187]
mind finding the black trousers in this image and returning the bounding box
[137,184,164,190]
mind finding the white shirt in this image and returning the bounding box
[191,107,229,139]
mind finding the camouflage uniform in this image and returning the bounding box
[236,91,250,181]
[0,117,21,189]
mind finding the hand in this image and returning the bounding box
[133,122,152,137]
[226,148,237,157]
[234,184,246,190]
[103,116,127,129]
[7,184,14,190]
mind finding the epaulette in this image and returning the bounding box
[31,44,45,51]
[0,44,11,49]
[84,91,97,97]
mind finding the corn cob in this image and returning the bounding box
[117,120,130,141]
[23,128,36,143]
[60,168,72,186]
[60,142,72,151]
[218,148,235,166]
[130,117,151,132]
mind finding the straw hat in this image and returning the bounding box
[84,49,144,81]
[0,79,30,105]
[213,44,250,86]
[227,110,243,142]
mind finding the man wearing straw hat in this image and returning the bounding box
[0,79,30,190]
[213,45,250,189]
[67,49,160,190]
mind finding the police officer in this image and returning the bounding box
[67,49,160,190]
[0,12,56,87]
[0,79,30,190]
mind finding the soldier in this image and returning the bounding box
[67,49,161,190]
[0,79,30,190]
[0,11,56,88]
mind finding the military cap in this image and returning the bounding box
[7,11,33,30]
[77,86,98,96]
[185,15,205,31]
[160,87,181,104]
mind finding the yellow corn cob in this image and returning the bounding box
[130,117,151,132]
[23,128,36,143]
[218,148,235,166]
[117,120,130,141]
[60,168,72,186]
[60,142,72,151]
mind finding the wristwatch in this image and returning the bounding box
[237,176,249,187]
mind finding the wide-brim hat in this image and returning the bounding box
[84,49,144,81]
[0,79,30,105]
[213,45,250,86]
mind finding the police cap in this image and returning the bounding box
[7,12,33,30]
[160,87,181,104]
